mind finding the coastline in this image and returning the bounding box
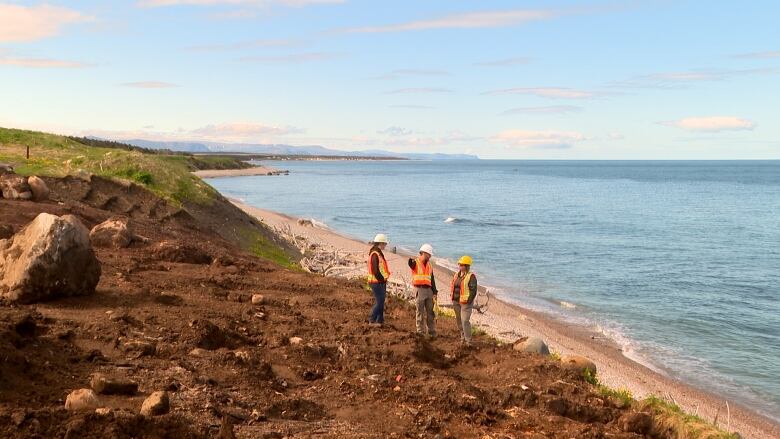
[228,198,779,439]
[192,165,288,178]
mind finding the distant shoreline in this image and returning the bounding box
[192,166,288,178]
[223,197,779,439]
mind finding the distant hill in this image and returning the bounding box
[117,139,479,160]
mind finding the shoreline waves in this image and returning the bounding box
[226,198,779,439]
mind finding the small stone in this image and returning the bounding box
[513,337,550,355]
[90,218,133,249]
[65,389,100,411]
[90,373,138,395]
[189,348,208,357]
[393,386,401,392]
[251,294,265,305]
[140,391,170,416]
[122,341,156,357]
[95,407,112,416]
[289,337,303,345]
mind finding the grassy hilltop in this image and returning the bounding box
[0,127,248,206]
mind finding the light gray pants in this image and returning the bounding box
[415,287,436,336]
[453,303,473,343]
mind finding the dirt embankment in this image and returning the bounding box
[1,175,667,438]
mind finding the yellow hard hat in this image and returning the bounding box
[458,255,473,265]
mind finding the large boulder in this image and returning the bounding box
[0,213,101,303]
[90,218,133,249]
[560,355,597,375]
[513,337,550,355]
[0,174,32,200]
[27,176,49,201]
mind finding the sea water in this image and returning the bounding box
[208,160,780,421]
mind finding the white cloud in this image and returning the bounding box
[491,130,585,149]
[343,9,563,33]
[238,52,340,63]
[660,116,756,132]
[369,69,450,80]
[185,39,300,52]
[0,56,92,69]
[121,81,179,88]
[385,87,453,94]
[190,122,302,140]
[138,0,343,7]
[486,87,595,99]
[388,104,436,110]
[612,68,779,89]
[378,126,414,137]
[501,105,582,115]
[0,3,91,43]
[734,51,780,59]
[473,57,530,67]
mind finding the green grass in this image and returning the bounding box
[582,368,599,385]
[0,127,218,205]
[599,386,633,407]
[549,352,561,361]
[641,396,740,439]
[241,227,299,270]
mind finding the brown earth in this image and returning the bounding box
[1,175,662,438]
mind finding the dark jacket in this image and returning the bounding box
[369,246,387,283]
[452,271,478,304]
[407,258,438,293]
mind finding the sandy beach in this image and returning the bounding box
[192,165,287,178]
[230,199,779,439]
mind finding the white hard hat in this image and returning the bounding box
[419,243,433,255]
[372,233,389,244]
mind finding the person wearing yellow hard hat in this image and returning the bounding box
[450,255,478,346]
[408,243,438,338]
[367,233,391,326]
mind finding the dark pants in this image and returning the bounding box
[369,283,387,324]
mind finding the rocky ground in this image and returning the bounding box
[1,173,665,438]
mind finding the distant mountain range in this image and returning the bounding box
[119,139,479,160]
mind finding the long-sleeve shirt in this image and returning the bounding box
[407,258,438,293]
[452,271,478,304]
[369,247,386,283]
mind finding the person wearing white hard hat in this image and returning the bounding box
[408,243,438,338]
[367,233,391,326]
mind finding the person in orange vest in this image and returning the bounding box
[408,243,437,338]
[367,233,391,326]
[451,255,478,346]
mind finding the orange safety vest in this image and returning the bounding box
[411,257,433,287]
[367,249,391,284]
[450,271,475,304]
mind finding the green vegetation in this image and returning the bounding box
[188,155,253,170]
[0,127,222,205]
[241,227,299,270]
[641,396,739,439]
[549,351,562,361]
[583,368,599,385]
[599,386,633,407]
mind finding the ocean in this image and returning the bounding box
[208,160,780,421]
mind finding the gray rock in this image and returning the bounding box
[560,355,597,374]
[27,176,49,201]
[0,174,32,200]
[65,389,100,411]
[0,213,101,303]
[513,337,550,355]
[90,218,133,249]
[0,163,13,175]
[140,391,170,416]
[90,373,138,395]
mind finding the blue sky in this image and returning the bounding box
[1,0,778,159]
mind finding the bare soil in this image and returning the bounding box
[0,175,661,438]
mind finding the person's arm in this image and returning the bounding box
[407,258,416,270]
[430,271,438,294]
[371,253,385,283]
[467,274,478,304]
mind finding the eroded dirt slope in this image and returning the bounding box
[1,176,656,438]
